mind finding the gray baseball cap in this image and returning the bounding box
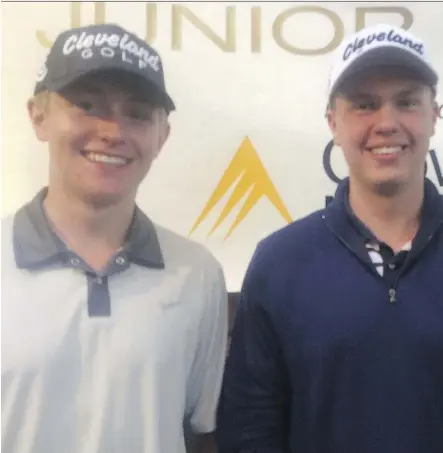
[34,23,175,113]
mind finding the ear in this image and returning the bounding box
[27,96,50,142]
[153,119,171,159]
[431,100,439,137]
[326,107,340,146]
[160,121,170,147]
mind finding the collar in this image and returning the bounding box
[13,188,165,270]
[324,177,443,258]
[343,190,377,242]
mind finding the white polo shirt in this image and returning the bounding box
[1,189,228,453]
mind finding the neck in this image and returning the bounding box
[43,187,135,270]
[348,179,424,251]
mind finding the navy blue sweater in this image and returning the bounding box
[216,179,443,453]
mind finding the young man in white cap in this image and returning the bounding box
[2,24,228,453]
[217,24,442,453]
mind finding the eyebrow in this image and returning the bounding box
[395,86,423,97]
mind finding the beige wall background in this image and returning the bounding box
[2,2,442,291]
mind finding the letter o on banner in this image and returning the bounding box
[273,6,344,56]
[323,139,343,184]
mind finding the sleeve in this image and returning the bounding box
[216,243,291,453]
[186,259,229,434]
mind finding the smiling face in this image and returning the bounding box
[327,67,438,196]
[28,71,170,207]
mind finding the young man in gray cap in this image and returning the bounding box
[2,24,228,453]
[217,24,442,453]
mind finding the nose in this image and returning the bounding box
[95,116,126,146]
[372,103,400,137]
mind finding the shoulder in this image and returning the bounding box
[1,213,15,232]
[252,209,328,268]
[153,223,226,289]
[154,223,221,269]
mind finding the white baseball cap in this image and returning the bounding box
[327,23,438,102]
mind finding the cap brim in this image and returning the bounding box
[330,46,438,98]
[36,64,176,113]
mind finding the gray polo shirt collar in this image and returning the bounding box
[13,188,164,270]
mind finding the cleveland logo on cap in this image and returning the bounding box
[343,28,424,61]
[62,31,161,72]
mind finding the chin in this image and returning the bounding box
[371,177,407,197]
[80,189,131,208]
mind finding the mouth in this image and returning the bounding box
[80,151,132,167]
[366,145,407,157]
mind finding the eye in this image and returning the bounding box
[125,105,154,121]
[354,100,376,111]
[77,100,94,111]
[69,96,98,113]
[397,98,419,109]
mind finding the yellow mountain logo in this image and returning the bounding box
[190,137,293,240]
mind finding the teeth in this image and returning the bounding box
[372,146,403,155]
[86,153,128,165]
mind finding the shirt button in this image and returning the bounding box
[389,264,396,269]
[116,256,126,265]
[70,258,80,266]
